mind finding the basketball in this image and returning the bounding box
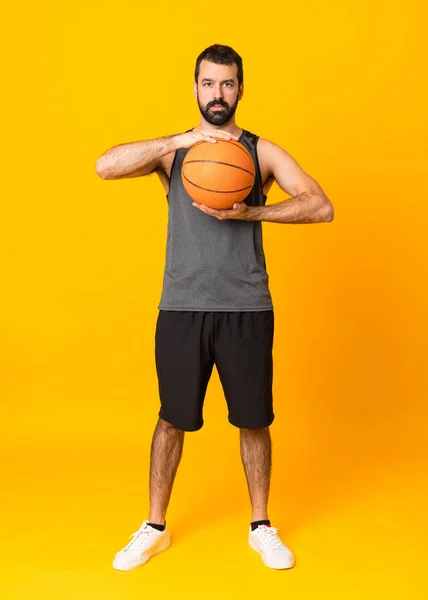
[181,139,256,209]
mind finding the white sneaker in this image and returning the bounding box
[249,524,295,569]
[113,520,170,571]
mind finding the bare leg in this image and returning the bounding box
[148,417,185,524]
[240,427,272,522]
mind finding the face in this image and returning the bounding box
[195,59,243,126]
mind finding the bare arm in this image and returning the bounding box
[95,129,240,180]
[244,193,332,223]
[192,138,334,223]
[95,135,182,180]
[246,138,334,223]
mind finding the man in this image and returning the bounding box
[95,43,334,572]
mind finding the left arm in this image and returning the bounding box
[192,138,334,224]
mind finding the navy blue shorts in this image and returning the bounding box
[154,310,275,431]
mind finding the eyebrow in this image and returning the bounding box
[201,78,235,84]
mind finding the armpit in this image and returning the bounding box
[155,166,170,195]
[262,174,275,196]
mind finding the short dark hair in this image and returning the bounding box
[194,44,243,87]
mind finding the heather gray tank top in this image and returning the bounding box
[158,128,273,312]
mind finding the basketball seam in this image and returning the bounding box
[187,139,253,161]
[227,139,253,160]
[183,159,255,178]
[182,173,253,194]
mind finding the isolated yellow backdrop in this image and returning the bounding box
[1,1,427,598]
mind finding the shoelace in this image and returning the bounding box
[124,521,154,552]
[256,525,286,552]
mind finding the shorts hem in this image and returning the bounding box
[228,414,275,429]
[159,411,203,432]
[158,306,274,312]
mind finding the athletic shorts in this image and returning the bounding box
[154,310,275,431]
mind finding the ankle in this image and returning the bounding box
[251,519,271,531]
[148,520,166,532]
[251,513,269,522]
[148,515,166,526]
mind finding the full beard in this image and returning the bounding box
[197,95,239,126]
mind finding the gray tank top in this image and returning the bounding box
[158,128,273,312]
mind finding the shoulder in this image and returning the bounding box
[256,137,305,176]
[241,131,289,161]
[257,137,294,161]
[257,137,327,198]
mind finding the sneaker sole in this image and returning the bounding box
[113,535,171,571]
[249,538,295,570]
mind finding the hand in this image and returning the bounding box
[192,201,249,220]
[177,129,239,149]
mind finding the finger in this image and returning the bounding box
[206,135,228,141]
[217,133,236,140]
[200,205,217,214]
[208,131,236,140]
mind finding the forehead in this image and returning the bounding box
[198,59,238,82]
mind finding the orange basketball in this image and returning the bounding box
[181,139,256,209]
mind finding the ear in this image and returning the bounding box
[238,82,244,101]
[193,81,197,100]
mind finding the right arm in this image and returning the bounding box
[95,135,181,180]
[95,129,240,180]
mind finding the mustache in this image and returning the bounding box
[207,100,228,109]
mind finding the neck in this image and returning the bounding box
[195,116,242,138]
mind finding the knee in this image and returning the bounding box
[158,417,185,434]
[240,426,270,434]
[239,426,271,441]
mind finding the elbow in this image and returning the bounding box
[95,158,106,179]
[95,157,113,180]
[325,205,334,222]
[321,199,334,222]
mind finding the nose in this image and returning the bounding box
[212,82,224,98]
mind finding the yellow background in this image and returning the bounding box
[1,0,427,598]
